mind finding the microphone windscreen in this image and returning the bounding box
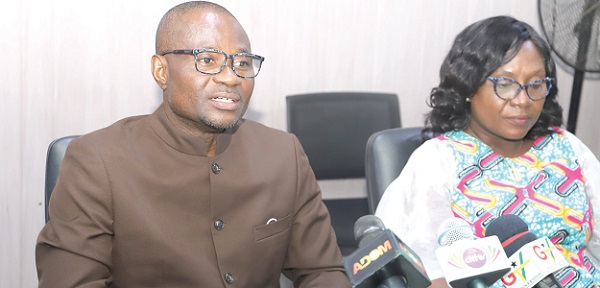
[437,217,474,246]
[485,214,528,241]
[353,215,386,247]
[485,214,538,256]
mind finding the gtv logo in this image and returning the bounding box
[501,251,532,286]
[501,243,557,286]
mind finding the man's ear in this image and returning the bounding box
[151,55,168,90]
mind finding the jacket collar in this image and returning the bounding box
[149,99,235,156]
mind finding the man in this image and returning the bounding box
[36,2,351,287]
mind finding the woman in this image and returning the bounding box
[375,16,600,288]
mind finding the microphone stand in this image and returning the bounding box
[467,278,488,288]
[376,275,407,288]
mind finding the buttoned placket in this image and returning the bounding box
[211,161,234,285]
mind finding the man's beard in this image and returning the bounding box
[199,116,239,132]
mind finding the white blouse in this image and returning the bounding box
[375,130,600,281]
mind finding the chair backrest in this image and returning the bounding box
[286,92,401,255]
[286,92,401,180]
[45,135,78,223]
[365,127,430,213]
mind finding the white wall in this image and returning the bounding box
[2,1,599,286]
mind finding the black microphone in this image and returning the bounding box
[342,215,431,288]
[435,217,511,288]
[485,214,566,288]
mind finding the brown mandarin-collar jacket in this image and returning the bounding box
[36,101,351,287]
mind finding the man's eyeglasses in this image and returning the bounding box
[487,76,554,101]
[162,49,265,78]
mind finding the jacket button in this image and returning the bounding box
[214,219,224,231]
[211,163,221,174]
[224,272,234,284]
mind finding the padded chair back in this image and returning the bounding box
[365,127,430,213]
[287,92,401,180]
[286,92,401,255]
[45,135,78,222]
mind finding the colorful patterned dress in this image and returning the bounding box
[376,128,600,288]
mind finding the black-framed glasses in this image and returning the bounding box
[162,49,265,78]
[487,76,554,101]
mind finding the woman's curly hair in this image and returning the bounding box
[424,16,563,139]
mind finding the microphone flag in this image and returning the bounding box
[500,236,568,288]
[343,229,431,288]
[435,235,511,287]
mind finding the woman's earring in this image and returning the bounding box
[466,98,471,102]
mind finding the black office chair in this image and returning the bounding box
[286,92,401,255]
[44,135,78,223]
[365,127,431,214]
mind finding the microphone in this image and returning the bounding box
[485,214,567,288]
[342,215,432,288]
[435,217,512,288]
